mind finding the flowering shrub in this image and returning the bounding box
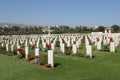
[39,54,48,65]
[17,48,25,55]
[35,55,39,58]
[65,46,70,50]
[46,44,51,50]
[17,48,36,60]
[28,55,35,61]
[17,48,25,59]
[64,46,72,55]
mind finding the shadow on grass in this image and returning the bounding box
[54,63,61,67]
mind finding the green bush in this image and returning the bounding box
[79,43,86,50]
[0,46,6,51]
[39,60,47,65]
[92,45,97,50]
[39,54,48,65]
[102,44,109,52]
[56,41,60,47]
[1,51,6,54]
[64,48,72,55]
[17,54,24,59]
[13,49,17,55]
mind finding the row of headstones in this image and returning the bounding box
[2,34,120,66]
[59,35,83,53]
[59,35,93,58]
[89,33,120,52]
[2,34,120,53]
[0,35,54,68]
[1,34,92,58]
[2,33,120,65]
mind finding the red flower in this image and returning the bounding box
[28,55,35,61]
[35,56,39,58]
[17,48,25,55]
[65,46,70,50]
[46,44,51,50]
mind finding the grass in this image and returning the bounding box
[1,48,120,80]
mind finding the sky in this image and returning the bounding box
[0,0,120,26]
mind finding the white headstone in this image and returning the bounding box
[25,39,28,47]
[25,47,29,59]
[43,43,46,48]
[72,44,77,54]
[76,41,79,48]
[51,43,54,50]
[48,50,54,68]
[34,47,40,62]
[35,48,39,56]
[1,43,4,47]
[86,45,92,58]
[97,41,101,50]
[61,43,65,53]
[11,45,14,51]
[17,45,20,55]
[110,42,115,52]
[109,30,111,33]
[6,44,9,51]
[36,42,39,48]
[67,41,70,46]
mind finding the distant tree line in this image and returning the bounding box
[0,25,120,35]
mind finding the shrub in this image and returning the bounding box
[1,51,6,54]
[102,44,109,52]
[92,45,97,51]
[79,43,86,50]
[17,48,25,58]
[0,46,6,51]
[39,54,48,65]
[64,46,72,55]
[76,53,85,57]
[46,44,51,50]
[39,60,47,65]
[17,54,24,59]
[56,41,60,47]
[13,49,17,55]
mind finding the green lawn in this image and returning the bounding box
[1,48,120,80]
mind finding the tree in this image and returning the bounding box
[111,25,120,32]
[97,26,105,32]
[12,26,20,31]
